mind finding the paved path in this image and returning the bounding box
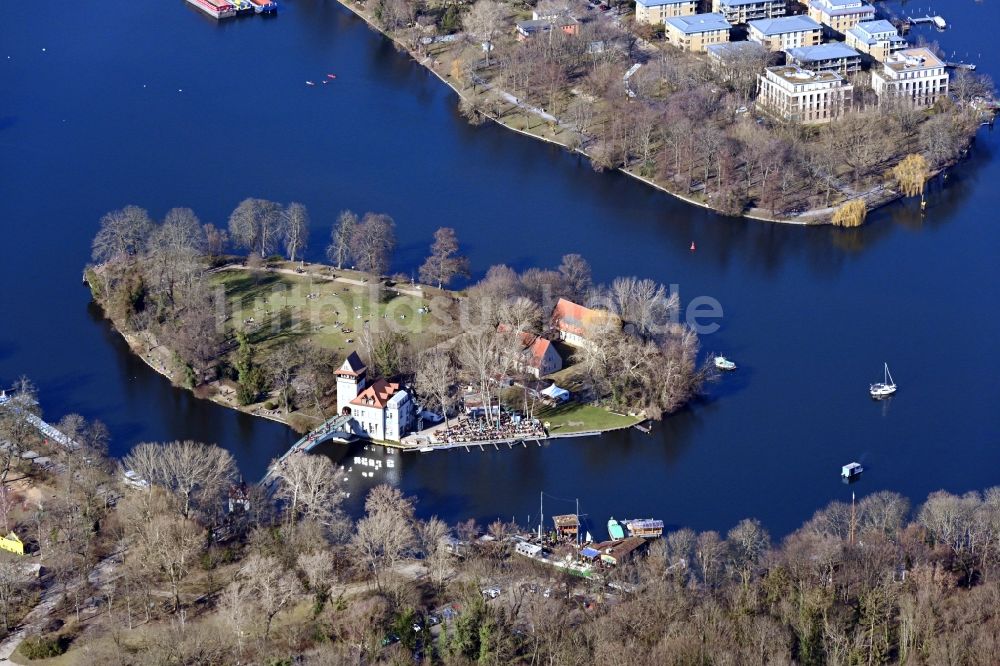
[0,552,120,663]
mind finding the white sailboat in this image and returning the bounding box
[869,363,897,399]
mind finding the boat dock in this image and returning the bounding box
[906,15,947,30]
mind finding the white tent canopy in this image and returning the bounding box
[541,384,570,402]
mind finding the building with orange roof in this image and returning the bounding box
[336,352,414,441]
[550,298,618,347]
[517,332,563,378]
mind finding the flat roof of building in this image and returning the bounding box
[665,12,732,34]
[636,0,691,7]
[718,0,784,5]
[766,64,846,86]
[706,41,766,59]
[786,42,861,61]
[883,47,945,72]
[749,15,820,35]
[855,19,899,35]
[812,0,875,16]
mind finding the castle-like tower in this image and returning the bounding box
[336,351,367,415]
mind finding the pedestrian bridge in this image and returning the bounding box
[260,413,355,485]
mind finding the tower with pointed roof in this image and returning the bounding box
[336,351,367,416]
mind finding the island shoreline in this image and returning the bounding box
[331,0,923,226]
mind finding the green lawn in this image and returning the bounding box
[211,268,435,356]
[537,402,639,435]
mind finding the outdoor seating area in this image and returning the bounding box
[437,412,547,444]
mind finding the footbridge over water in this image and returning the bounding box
[260,413,355,486]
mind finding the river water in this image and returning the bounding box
[1,0,997,537]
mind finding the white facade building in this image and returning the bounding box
[335,352,414,442]
[871,48,949,109]
[756,65,854,124]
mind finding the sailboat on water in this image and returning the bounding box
[869,363,897,399]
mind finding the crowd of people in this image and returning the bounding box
[437,412,547,444]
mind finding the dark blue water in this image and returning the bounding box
[1,0,997,536]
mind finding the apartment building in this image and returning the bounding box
[664,13,732,52]
[756,64,854,123]
[635,0,697,25]
[845,19,907,62]
[748,15,822,51]
[711,0,786,25]
[871,47,949,108]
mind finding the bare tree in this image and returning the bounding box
[0,558,28,631]
[326,210,358,269]
[122,440,237,519]
[0,376,40,485]
[275,453,346,529]
[558,254,592,303]
[203,223,230,259]
[91,205,153,265]
[464,0,505,67]
[351,213,396,276]
[228,198,284,258]
[415,349,458,428]
[239,553,301,642]
[350,485,416,591]
[282,202,310,263]
[419,227,470,288]
[419,517,452,588]
[134,512,205,612]
[267,343,304,414]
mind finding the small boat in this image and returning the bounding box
[305,80,316,86]
[607,518,625,541]
[841,462,863,480]
[322,80,329,84]
[327,73,337,79]
[690,241,696,251]
[869,363,897,399]
[714,356,736,371]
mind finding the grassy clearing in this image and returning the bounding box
[212,267,436,357]
[537,402,639,434]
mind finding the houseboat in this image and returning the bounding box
[841,462,863,481]
[186,0,237,19]
[624,518,664,539]
[248,0,278,13]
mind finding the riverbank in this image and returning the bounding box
[330,0,923,226]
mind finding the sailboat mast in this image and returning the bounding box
[539,491,543,540]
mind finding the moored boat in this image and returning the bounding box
[248,0,278,13]
[624,518,664,539]
[869,363,897,399]
[231,0,255,15]
[185,0,237,19]
[607,518,625,541]
[714,356,736,371]
[841,462,863,480]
